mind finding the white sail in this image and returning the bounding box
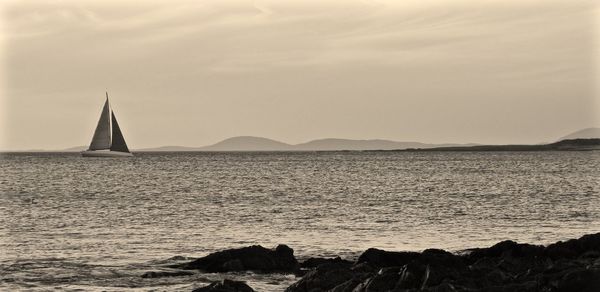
[88,96,111,150]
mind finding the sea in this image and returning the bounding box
[1,151,599,291]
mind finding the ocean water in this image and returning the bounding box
[1,151,599,291]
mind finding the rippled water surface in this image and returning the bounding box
[1,151,599,291]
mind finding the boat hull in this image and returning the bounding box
[81,150,133,157]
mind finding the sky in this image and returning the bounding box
[1,0,598,150]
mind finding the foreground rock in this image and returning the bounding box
[175,244,299,273]
[192,279,255,292]
[286,233,600,292]
[300,257,353,269]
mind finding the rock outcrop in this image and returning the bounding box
[168,234,600,291]
[286,233,600,292]
[299,257,353,269]
[176,244,299,273]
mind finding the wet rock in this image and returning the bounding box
[357,248,466,274]
[192,279,255,292]
[357,248,421,268]
[300,256,352,269]
[421,282,465,292]
[484,269,511,285]
[355,267,403,292]
[177,244,299,273]
[467,240,544,262]
[349,262,459,292]
[285,262,357,292]
[329,276,370,292]
[554,268,600,292]
[351,262,377,274]
[469,256,499,274]
[484,281,538,292]
[545,233,600,260]
[418,249,467,279]
[354,248,466,291]
[284,233,600,292]
[141,270,194,278]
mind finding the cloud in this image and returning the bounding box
[3,0,594,85]
[3,0,594,70]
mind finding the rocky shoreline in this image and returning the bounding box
[157,233,600,291]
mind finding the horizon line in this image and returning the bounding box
[4,131,599,152]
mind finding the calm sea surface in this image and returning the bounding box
[1,151,599,291]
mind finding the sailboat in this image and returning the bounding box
[81,93,133,157]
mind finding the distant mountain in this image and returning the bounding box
[198,136,292,151]
[135,146,202,152]
[171,137,472,151]
[60,136,475,152]
[558,128,600,141]
[292,139,418,151]
[290,138,470,151]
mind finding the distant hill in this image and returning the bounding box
[130,137,473,152]
[198,136,292,151]
[135,146,202,152]
[55,128,599,152]
[558,128,600,141]
[290,138,472,151]
[291,139,421,151]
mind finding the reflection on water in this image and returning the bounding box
[1,151,599,291]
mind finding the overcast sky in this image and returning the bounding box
[1,0,598,150]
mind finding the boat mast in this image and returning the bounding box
[106,91,112,147]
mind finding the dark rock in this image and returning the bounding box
[329,276,371,292]
[222,259,244,271]
[352,263,454,292]
[484,269,511,285]
[467,240,544,262]
[177,244,299,273]
[485,281,538,292]
[351,262,377,274]
[405,264,427,289]
[141,270,194,278]
[192,279,255,292]
[418,249,468,277]
[422,282,464,292]
[545,233,600,260]
[285,263,357,292]
[357,248,421,268]
[357,247,466,273]
[300,256,353,269]
[469,257,500,273]
[284,233,600,292]
[357,267,402,291]
[545,242,579,260]
[555,268,600,292]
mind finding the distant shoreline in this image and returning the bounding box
[387,138,600,152]
[2,138,599,153]
[397,147,600,152]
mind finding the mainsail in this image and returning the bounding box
[110,112,130,153]
[89,97,111,150]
